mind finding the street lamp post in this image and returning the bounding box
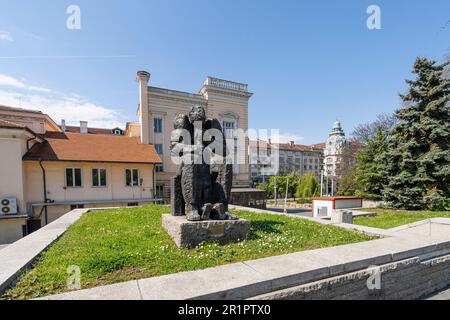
[274,176,278,206]
[320,170,324,197]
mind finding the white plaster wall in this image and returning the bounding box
[313,200,333,217]
[0,133,26,214]
[0,218,27,244]
[24,161,155,206]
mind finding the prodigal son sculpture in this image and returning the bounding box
[163,105,250,248]
[170,105,236,221]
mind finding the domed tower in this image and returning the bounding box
[323,120,347,195]
[324,120,347,158]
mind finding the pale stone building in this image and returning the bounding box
[249,140,324,184]
[323,120,348,195]
[134,71,253,201]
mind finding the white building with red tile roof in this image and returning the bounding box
[0,105,161,244]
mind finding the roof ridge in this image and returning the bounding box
[0,104,43,114]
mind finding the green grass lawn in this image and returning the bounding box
[4,205,375,300]
[354,208,450,229]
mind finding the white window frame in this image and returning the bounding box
[92,168,107,188]
[126,169,140,187]
[65,167,83,188]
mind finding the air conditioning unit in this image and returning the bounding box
[1,197,18,215]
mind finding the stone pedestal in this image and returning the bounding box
[331,210,353,224]
[162,214,251,248]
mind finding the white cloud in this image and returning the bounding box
[0,31,13,42]
[0,74,53,93]
[0,74,124,129]
[0,74,25,88]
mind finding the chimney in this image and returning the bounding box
[61,120,66,132]
[80,121,88,134]
[136,71,151,144]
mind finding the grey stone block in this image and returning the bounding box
[331,210,353,224]
[162,214,251,248]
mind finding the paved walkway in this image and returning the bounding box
[427,287,450,300]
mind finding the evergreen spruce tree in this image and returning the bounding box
[383,57,450,210]
[355,129,389,199]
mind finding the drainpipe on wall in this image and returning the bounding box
[39,159,48,225]
[152,165,156,199]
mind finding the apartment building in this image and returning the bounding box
[249,140,324,184]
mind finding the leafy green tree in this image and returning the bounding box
[337,165,357,196]
[286,172,301,199]
[296,172,320,198]
[383,57,450,210]
[263,173,301,200]
[340,113,398,197]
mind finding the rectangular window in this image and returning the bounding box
[126,169,139,187]
[66,168,82,188]
[155,164,164,173]
[222,121,235,139]
[154,118,163,133]
[155,144,163,155]
[92,169,107,187]
[156,185,164,198]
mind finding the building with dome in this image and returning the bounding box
[323,120,348,195]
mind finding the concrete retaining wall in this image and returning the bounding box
[253,254,450,300]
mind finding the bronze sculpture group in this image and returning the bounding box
[170,105,236,221]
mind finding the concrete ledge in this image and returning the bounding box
[39,281,142,300]
[0,209,89,294]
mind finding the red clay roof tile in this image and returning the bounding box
[23,132,162,164]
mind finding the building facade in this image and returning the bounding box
[0,105,161,244]
[249,140,324,184]
[322,120,352,196]
[135,71,253,201]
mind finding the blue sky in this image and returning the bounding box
[0,0,448,144]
